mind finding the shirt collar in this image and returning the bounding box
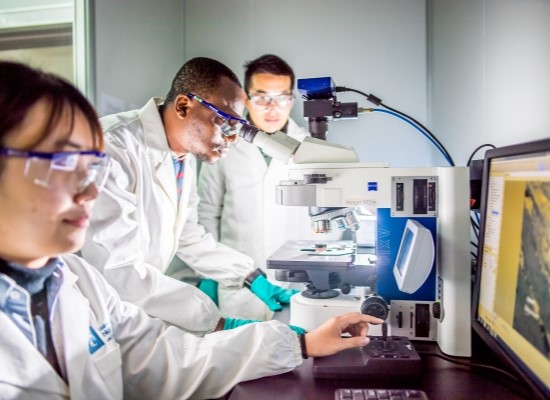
[0,258,64,309]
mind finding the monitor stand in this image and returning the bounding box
[313,335,422,379]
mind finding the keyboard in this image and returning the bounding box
[335,388,428,400]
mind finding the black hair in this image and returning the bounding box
[0,61,103,173]
[243,54,295,93]
[165,57,241,104]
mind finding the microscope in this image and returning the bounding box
[238,78,471,376]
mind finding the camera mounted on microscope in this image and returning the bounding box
[298,77,358,140]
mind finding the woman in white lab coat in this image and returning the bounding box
[0,61,382,399]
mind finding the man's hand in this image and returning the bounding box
[249,274,299,311]
[304,312,384,357]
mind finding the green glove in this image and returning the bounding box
[249,274,299,311]
[198,278,219,306]
[223,317,306,335]
[288,324,306,335]
[223,317,261,330]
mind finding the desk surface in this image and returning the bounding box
[226,308,529,400]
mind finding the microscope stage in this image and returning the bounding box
[267,240,356,271]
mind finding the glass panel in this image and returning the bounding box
[0,1,75,84]
[0,24,73,82]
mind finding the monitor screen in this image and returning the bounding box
[472,137,550,399]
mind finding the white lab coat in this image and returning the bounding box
[198,118,343,275]
[0,253,302,400]
[81,98,269,327]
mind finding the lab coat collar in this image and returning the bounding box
[0,311,70,395]
[139,97,171,154]
[138,97,185,212]
[0,263,75,396]
[57,263,96,397]
[0,259,116,398]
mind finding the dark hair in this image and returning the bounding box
[165,57,241,105]
[0,61,103,156]
[243,54,295,94]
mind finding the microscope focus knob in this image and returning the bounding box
[340,283,351,294]
[360,295,389,320]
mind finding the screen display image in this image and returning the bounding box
[474,138,550,399]
[392,219,435,294]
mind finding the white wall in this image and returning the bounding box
[429,0,550,165]
[184,0,432,167]
[91,0,185,116]
[0,1,72,28]
[7,1,548,165]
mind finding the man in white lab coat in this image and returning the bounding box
[198,54,342,288]
[81,57,298,326]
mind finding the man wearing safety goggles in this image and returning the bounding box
[198,55,341,302]
[81,57,301,331]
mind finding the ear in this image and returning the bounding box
[173,94,191,119]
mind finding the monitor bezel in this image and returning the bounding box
[471,137,550,400]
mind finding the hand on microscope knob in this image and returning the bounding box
[249,274,299,311]
[304,312,384,357]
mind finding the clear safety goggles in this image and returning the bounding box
[247,92,295,109]
[187,93,248,138]
[0,148,111,194]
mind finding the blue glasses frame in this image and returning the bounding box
[0,148,108,161]
[187,93,248,137]
[0,147,111,193]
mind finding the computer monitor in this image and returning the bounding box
[393,219,435,294]
[472,137,550,399]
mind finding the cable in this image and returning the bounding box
[376,109,453,165]
[420,351,535,399]
[363,108,454,166]
[419,351,533,399]
[420,351,520,380]
[380,103,452,163]
[336,86,455,166]
[467,143,496,166]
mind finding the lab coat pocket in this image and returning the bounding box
[92,342,123,399]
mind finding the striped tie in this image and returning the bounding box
[172,157,185,203]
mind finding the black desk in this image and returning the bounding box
[226,308,528,400]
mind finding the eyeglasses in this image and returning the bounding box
[247,93,295,109]
[0,148,111,194]
[187,93,248,137]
